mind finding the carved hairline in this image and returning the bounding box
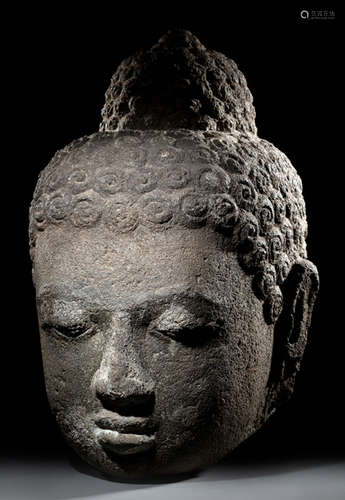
[29,129,308,326]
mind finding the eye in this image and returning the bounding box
[41,321,94,340]
[149,320,220,346]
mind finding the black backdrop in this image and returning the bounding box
[3,5,341,460]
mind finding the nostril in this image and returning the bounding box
[99,392,155,417]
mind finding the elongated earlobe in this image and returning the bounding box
[264,259,319,418]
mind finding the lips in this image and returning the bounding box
[94,410,157,456]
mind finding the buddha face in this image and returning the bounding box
[30,129,319,478]
[34,223,274,478]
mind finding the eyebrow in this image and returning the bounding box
[37,285,218,311]
[130,287,218,310]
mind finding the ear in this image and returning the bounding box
[265,258,319,418]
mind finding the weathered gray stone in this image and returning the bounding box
[29,30,319,480]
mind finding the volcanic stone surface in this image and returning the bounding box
[29,30,319,480]
[100,29,257,134]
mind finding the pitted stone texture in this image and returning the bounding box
[100,30,257,134]
[29,32,319,480]
[29,127,314,425]
[29,130,308,313]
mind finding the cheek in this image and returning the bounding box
[141,318,273,452]
[143,336,227,428]
[39,330,103,412]
[219,320,274,437]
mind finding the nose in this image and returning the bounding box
[91,314,155,417]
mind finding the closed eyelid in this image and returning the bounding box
[38,299,102,340]
[153,306,202,332]
[148,306,222,347]
[37,297,94,326]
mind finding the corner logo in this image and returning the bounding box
[300,9,335,20]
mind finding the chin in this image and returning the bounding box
[57,412,229,478]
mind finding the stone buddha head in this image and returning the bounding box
[29,30,319,479]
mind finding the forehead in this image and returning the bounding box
[33,226,251,310]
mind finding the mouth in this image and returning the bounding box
[94,411,157,456]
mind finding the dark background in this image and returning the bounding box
[3,5,341,462]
